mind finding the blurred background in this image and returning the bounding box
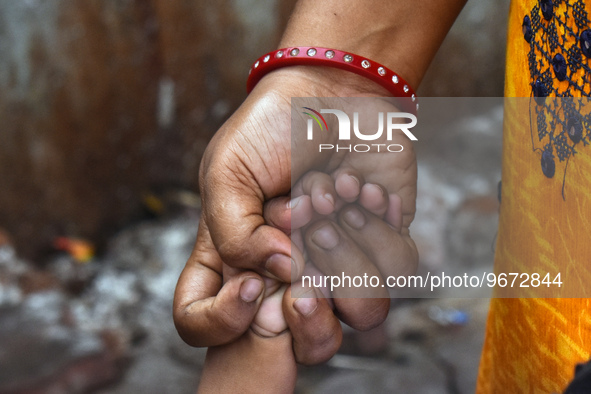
[0,0,507,393]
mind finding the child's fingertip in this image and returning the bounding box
[335,173,362,202]
[363,183,385,196]
[348,174,361,188]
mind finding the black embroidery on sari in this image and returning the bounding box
[524,0,591,199]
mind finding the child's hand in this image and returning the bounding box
[249,283,288,338]
[254,170,400,340]
[266,168,402,261]
[293,169,401,225]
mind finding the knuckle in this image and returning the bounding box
[172,307,203,348]
[212,304,250,338]
[296,330,342,365]
[216,241,248,268]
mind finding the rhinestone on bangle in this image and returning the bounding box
[247,47,418,108]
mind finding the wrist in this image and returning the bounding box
[278,0,468,90]
[279,33,418,90]
[198,331,296,394]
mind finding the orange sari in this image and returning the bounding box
[477,0,591,392]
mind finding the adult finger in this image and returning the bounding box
[262,196,309,280]
[200,89,337,282]
[173,220,265,347]
[282,285,343,365]
[263,195,314,233]
[200,130,293,282]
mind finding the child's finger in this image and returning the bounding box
[283,286,343,365]
[332,169,364,203]
[291,228,304,258]
[338,204,418,279]
[261,196,307,281]
[385,193,403,231]
[251,285,288,338]
[300,171,337,215]
[358,183,389,218]
[303,219,390,330]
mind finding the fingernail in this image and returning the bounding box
[349,175,360,188]
[288,196,303,209]
[323,193,335,207]
[240,278,263,302]
[294,296,318,317]
[265,254,291,281]
[312,223,339,249]
[368,183,384,195]
[343,207,366,229]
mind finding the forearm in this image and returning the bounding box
[197,331,296,394]
[280,0,467,90]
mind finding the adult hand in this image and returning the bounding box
[173,67,418,364]
[173,67,335,348]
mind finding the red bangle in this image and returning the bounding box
[246,46,418,113]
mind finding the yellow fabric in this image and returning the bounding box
[477,0,591,392]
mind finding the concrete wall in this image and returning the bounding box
[0,0,507,257]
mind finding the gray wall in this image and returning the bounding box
[0,0,508,257]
